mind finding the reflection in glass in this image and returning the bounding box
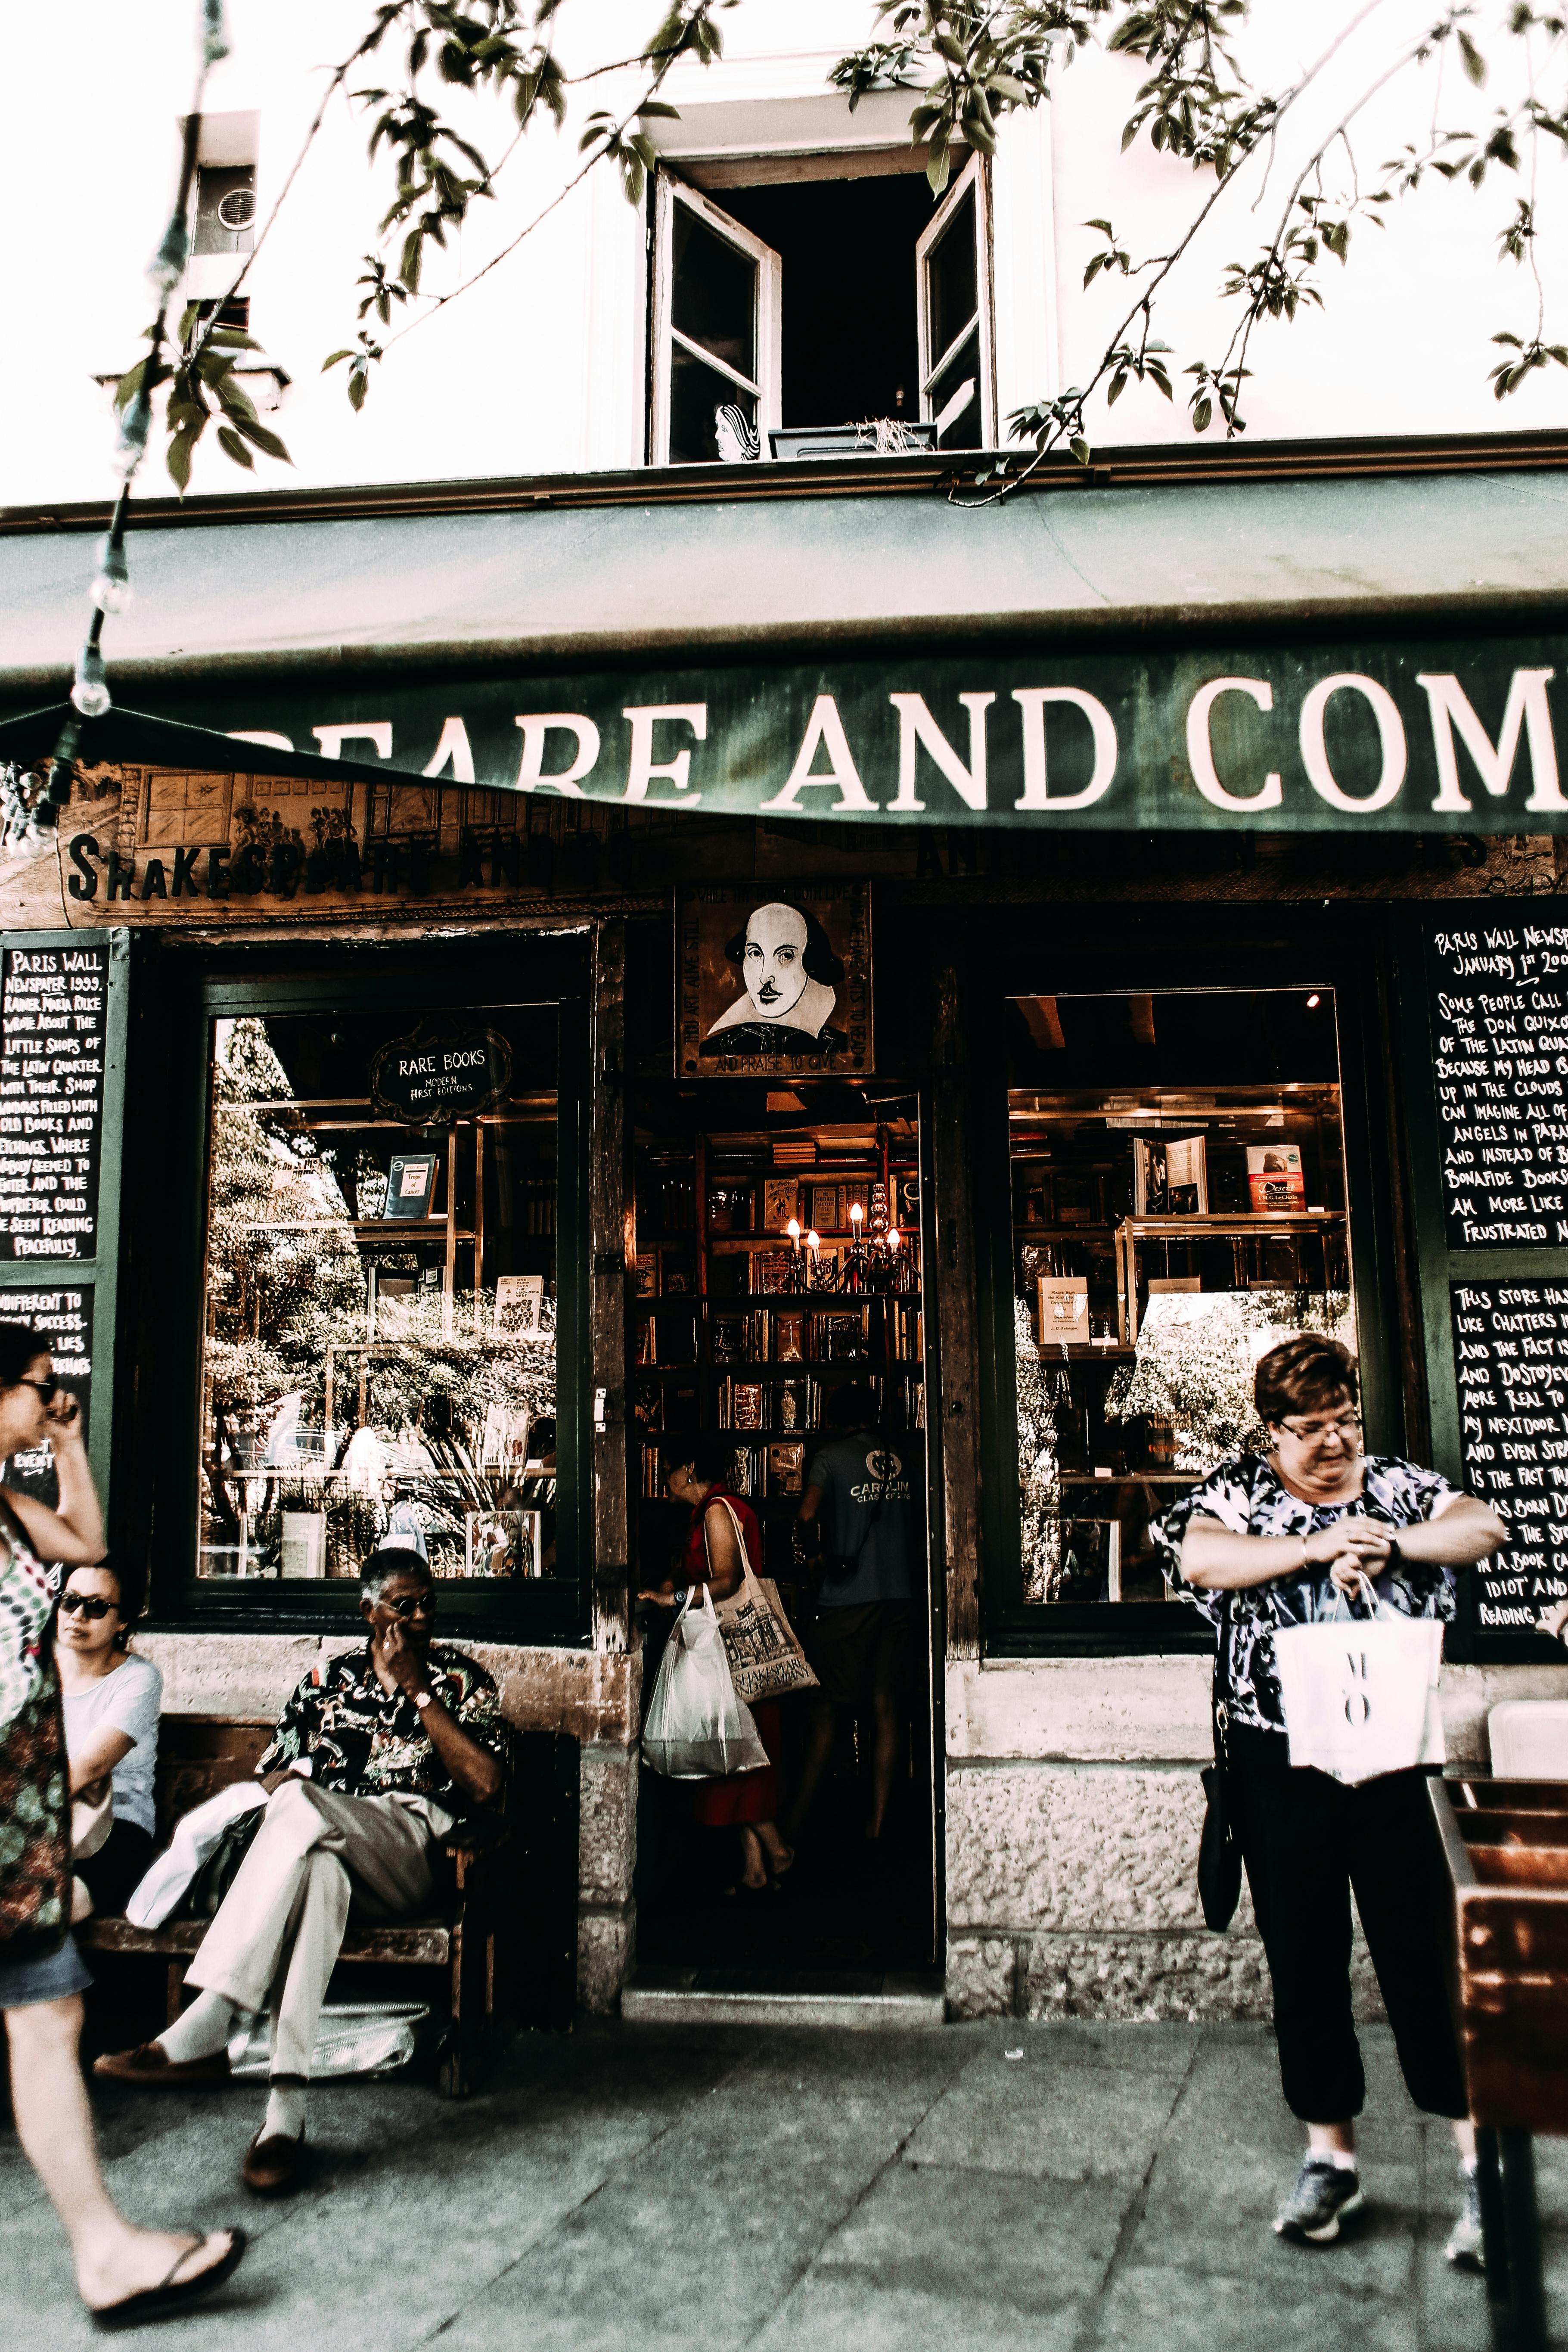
[672,208,757,379]
[197,1007,562,1584]
[670,350,756,466]
[926,188,978,363]
[927,343,980,448]
[1005,988,1354,1605]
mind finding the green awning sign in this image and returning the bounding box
[144,634,1568,830]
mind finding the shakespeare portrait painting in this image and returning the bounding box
[677,883,872,1077]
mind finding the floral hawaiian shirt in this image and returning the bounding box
[1149,1454,1463,1736]
[255,1642,506,1812]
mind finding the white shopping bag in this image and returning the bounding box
[124,1780,269,1927]
[227,2001,430,2080]
[1273,1575,1446,1787]
[642,1587,771,1780]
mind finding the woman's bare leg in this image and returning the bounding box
[756,1822,793,1874]
[737,1825,768,1889]
[6,1995,236,2310]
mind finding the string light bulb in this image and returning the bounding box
[90,537,133,615]
[70,643,111,720]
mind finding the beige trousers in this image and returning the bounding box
[186,1777,437,2079]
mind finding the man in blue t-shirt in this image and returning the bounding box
[785,1385,919,1845]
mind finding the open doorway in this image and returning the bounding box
[630,1078,937,1985]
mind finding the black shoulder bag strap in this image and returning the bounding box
[1197,1594,1243,1932]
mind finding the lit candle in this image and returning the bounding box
[887,1227,901,1253]
[786,1217,801,1255]
[850,1201,863,1231]
[807,1229,820,1258]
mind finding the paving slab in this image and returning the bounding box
[1,2019,1544,2352]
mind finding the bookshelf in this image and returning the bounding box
[631,1114,924,1558]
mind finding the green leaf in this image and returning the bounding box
[166,428,197,493]
[1069,436,1090,466]
[216,425,255,469]
[230,415,290,462]
[1193,397,1212,432]
[348,369,369,413]
[323,349,355,371]
[1458,28,1487,86]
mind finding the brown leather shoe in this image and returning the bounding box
[93,2042,233,2087]
[241,2128,305,2198]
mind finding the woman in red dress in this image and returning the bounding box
[642,1438,794,1892]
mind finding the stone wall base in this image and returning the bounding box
[947,1924,1388,2025]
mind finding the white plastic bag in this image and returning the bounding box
[1273,1575,1445,1787]
[227,2001,430,2080]
[124,1780,269,1928]
[642,1587,770,1780]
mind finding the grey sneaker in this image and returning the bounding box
[1446,2171,1485,2272]
[1274,2156,1366,2245]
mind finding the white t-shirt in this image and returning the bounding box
[62,1652,163,1836]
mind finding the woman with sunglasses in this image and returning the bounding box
[1151,1333,1505,2260]
[0,1317,246,2324]
[57,1557,161,1920]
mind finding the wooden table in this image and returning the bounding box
[1428,1774,1568,2351]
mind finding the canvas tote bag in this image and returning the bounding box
[1272,1574,1446,1787]
[708,1498,818,1705]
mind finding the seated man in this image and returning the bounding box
[96,1548,504,2197]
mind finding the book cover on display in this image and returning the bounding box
[493,1274,545,1333]
[385,1152,438,1221]
[1037,1275,1089,1345]
[1247,1144,1306,1210]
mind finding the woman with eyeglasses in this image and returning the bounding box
[57,1557,162,1921]
[0,1317,246,2323]
[1152,1333,1505,2260]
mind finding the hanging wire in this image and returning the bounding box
[52,3,228,821]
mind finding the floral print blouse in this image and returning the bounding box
[1149,1454,1462,1736]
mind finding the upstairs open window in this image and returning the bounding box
[649,152,994,464]
[916,155,994,451]
[652,179,781,465]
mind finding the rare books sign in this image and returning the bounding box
[370,1020,514,1123]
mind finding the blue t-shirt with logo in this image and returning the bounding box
[805,1432,916,1608]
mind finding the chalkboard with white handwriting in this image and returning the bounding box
[1429,920,1568,1248]
[1450,1278,1568,1631]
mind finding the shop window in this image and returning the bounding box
[649,154,993,463]
[194,1000,567,1597]
[1000,989,1352,1617]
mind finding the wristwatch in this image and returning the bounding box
[412,1688,434,1712]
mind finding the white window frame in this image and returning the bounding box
[650,173,782,466]
[915,152,996,449]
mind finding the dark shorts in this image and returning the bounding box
[809,1601,912,1709]
[0,1933,92,2010]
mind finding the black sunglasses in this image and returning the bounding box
[379,1590,435,1620]
[59,1592,118,1620]
[17,1377,58,1406]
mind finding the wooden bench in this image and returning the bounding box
[78,1716,510,2097]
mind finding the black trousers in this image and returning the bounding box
[75,1818,153,1917]
[1228,1727,1467,2124]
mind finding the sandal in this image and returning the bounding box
[89,2229,248,2332]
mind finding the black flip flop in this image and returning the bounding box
[89,2228,248,2332]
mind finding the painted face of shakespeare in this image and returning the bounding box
[742,904,810,1021]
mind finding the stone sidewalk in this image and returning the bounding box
[5,2020,1563,2351]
